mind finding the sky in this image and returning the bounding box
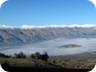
[0,0,96,26]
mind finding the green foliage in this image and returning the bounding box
[29,52,49,62]
[34,52,40,59]
[45,52,49,59]
[53,60,56,64]
[0,53,9,58]
[14,52,26,58]
[30,54,35,59]
[40,52,49,62]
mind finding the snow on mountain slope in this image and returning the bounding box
[0,25,96,45]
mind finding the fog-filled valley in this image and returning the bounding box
[0,38,96,56]
[0,25,96,56]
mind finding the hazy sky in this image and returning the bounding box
[0,0,96,26]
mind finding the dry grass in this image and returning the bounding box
[0,53,96,69]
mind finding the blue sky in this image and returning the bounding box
[0,0,96,26]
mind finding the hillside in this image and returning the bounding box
[0,25,96,45]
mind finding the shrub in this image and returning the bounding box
[30,52,49,62]
[0,53,9,58]
[53,60,56,64]
[40,52,49,62]
[14,52,26,58]
[30,54,35,59]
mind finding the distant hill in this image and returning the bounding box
[58,44,82,48]
[0,25,96,45]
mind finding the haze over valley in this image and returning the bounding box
[0,25,96,56]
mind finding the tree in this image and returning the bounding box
[44,52,49,62]
[14,52,26,58]
[30,54,35,59]
[34,52,40,59]
[53,60,56,64]
[40,52,49,62]
[0,53,9,58]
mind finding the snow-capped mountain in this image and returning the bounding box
[0,24,96,45]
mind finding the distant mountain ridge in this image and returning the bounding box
[0,25,96,45]
[0,24,96,29]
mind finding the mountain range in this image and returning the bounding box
[0,25,96,45]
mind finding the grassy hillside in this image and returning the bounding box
[0,52,96,70]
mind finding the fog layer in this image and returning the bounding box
[0,38,96,56]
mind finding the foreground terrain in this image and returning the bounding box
[0,52,96,71]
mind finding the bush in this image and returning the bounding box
[53,60,56,64]
[14,52,26,58]
[30,52,49,62]
[30,54,35,59]
[40,52,49,62]
[0,53,9,58]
